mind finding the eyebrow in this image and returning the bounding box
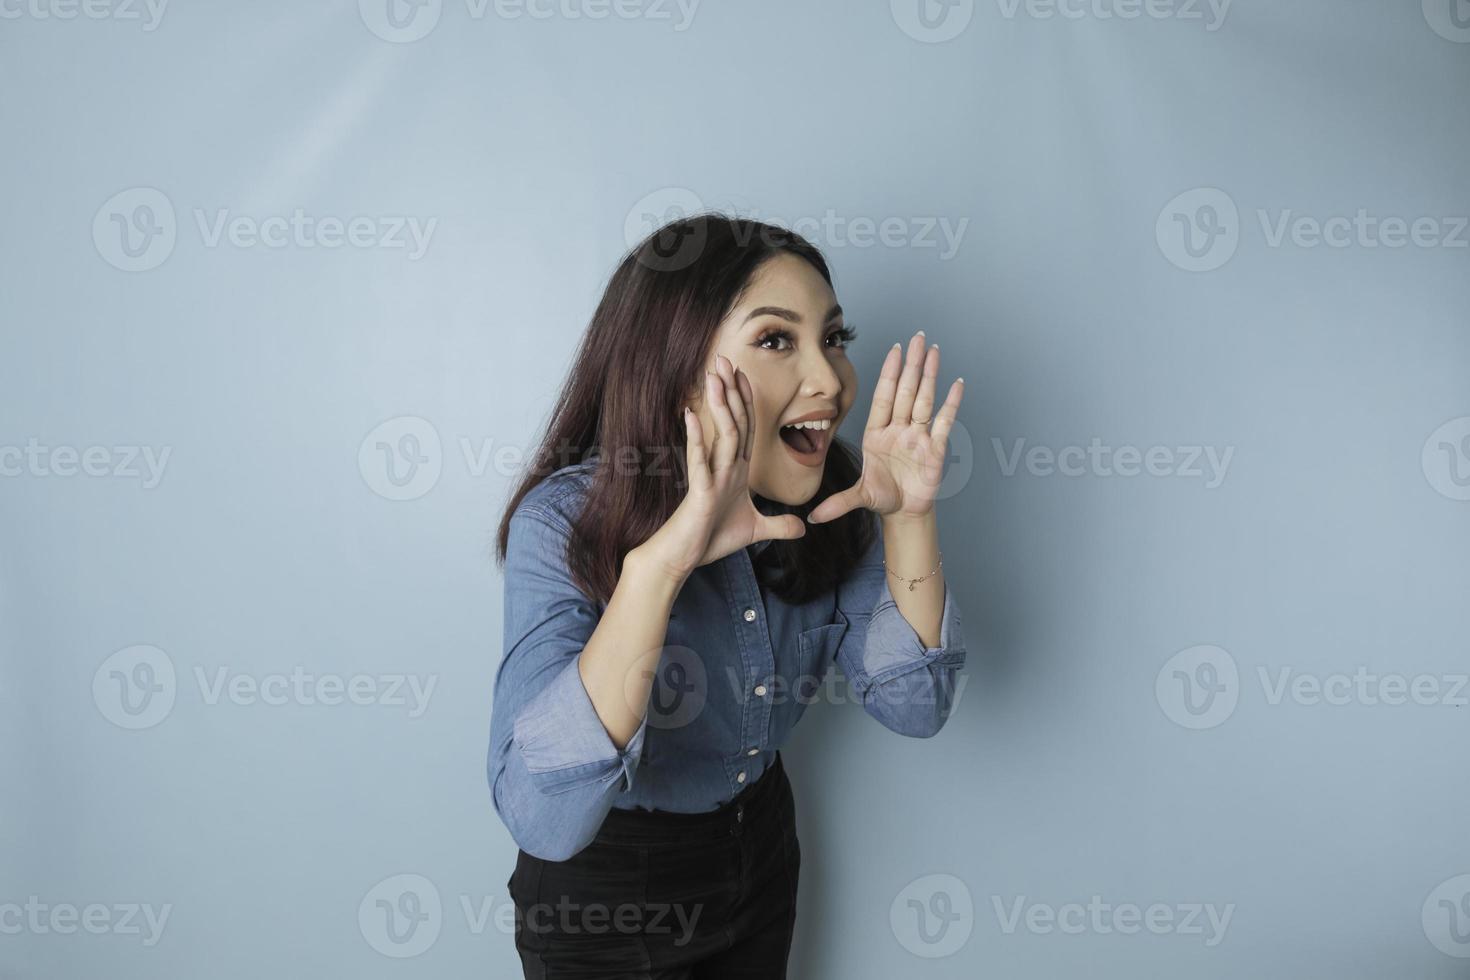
[742,303,843,326]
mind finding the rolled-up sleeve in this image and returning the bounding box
[833,530,967,738]
[487,504,648,862]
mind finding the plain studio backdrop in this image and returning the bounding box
[2,0,1467,976]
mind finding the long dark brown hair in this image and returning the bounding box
[494,212,876,606]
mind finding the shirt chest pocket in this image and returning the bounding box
[791,620,849,698]
[766,618,849,747]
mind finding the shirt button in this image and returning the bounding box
[742,608,757,622]
[736,772,747,784]
[747,747,759,756]
[754,684,768,697]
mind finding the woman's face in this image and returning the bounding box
[685,252,859,506]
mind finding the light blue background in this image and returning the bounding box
[2,0,1467,976]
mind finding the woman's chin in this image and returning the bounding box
[750,466,824,507]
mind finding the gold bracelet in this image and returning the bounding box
[881,553,943,592]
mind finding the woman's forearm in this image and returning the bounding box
[575,547,686,749]
[880,511,945,648]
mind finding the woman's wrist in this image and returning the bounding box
[880,509,937,534]
[624,541,691,594]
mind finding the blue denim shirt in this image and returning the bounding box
[487,457,967,861]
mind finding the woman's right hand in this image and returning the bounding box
[635,353,807,583]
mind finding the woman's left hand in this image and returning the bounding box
[807,331,964,524]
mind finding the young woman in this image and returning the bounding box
[488,213,968,977]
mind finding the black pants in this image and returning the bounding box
[507,751,800,978]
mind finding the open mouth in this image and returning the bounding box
[778,419,832,466]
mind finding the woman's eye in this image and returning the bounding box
[756,326,855,351]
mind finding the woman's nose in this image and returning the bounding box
[800,348,843,398]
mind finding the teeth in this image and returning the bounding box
[783,419,831,431]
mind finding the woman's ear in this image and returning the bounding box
[680,376,705,415]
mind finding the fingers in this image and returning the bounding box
[866,343,902,431]
[929,377,965,454]
[911,343,940,426]
[710,354,753,470]
[890,330,926,425]
[754,512,807,542]
[735,367,755,462]
[805,485,865,525]
[705,366,740,470]
[682,406,711,493]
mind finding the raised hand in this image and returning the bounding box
[639,353,807,582]
[807,331,963,525]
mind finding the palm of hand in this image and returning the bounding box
[854,420,947,518]
[807,331,965,526]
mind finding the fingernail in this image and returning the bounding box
[957,377,965,383]
[892,342,901,349]
[916,330,925,336]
